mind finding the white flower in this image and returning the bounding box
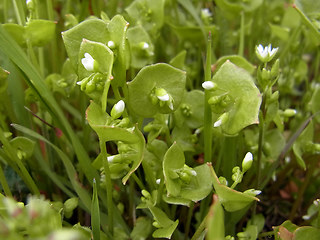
[142,42,149,50]
[81,53,95,71]
[114,100,125,113]
[107,155,115,163]
[190,170,197,176]
[156,179,161,184]
[256,44,279,63]
[111,100,125,119]
[201,8,213,18]
[202,81,216,90]
[107,41,115,49]
[157,94,170,102]
[242,152,253,172]
[213,119,222,127]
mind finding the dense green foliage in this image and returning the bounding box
[0,0,320,239]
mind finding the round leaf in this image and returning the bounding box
[127,63,186,117]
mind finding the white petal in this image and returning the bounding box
[81,53,94,71]
[202,81,215,90]
[107,156,114,163]
[156,179,161,184]
[142,42,149,49]
[213,119,222,127]
[243,152,253,164]
[157,94,170,101]
[114,100,125,113]
[191,170,197,176]
[107,41,115,49]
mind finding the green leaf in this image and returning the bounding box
[62,18,109,70]
[78,39,113,111]
[174,90,205,129]
[126,0,165,35]
[211,61,261,135]
[91,179,100,240]
[9,137,35,159]
[163,143,212,202]
[86,101,145,184]
[293,120,314,170]
[215,0,263,16]
[214,55,256,75]
[206,194,225,240]
[108,15,129,87]
[295,0,320,19]
[293,226,320,240]
[130,217,153,240]
[127,63,186,117]
[127,25,154,69]
[148,206,179,239]
[2,23,26,47]
[169,50,187,70]
[25,20,56,47]
[209,164,259,212]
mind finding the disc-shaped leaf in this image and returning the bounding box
[209,163,259,212]
[127,63,186,117]
[211,61,261,135]
[62,18,109,70]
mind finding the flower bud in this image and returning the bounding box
[242,152,253,172]
[243,189,262,196]
[107,41,116,49]
[111,100,125,119]
[81,53,99,72]
[155,88,170,102]
[213,112,229,127]
[283,109,297,118]
[202,81,216,90]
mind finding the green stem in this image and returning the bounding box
[12,0,26,25]
[0,163,12,197]
[238,11,245,57]
[0,128,40,195]
[100,140,114,236]
[184,202,195,240]
[204,32,213,163]
[131,172,145,190]
[191,212,208,240]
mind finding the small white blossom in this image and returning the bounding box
[157,93,170,102]
[156,179,161,184]
[213,119,222,128]
[111,100,125,119]
[81,53,95,71]
[114,100,125,113]
[190,170,197,176]
[202,81,216,90]
[242,152,253,172]
[107,155,115,163]
[201,8,213,18]
[256,44,279,63]
[142,42,149,49]
[107,41,115,49]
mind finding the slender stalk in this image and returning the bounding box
[12,0,26,25]
[204,32,213,163]
[191,212,208,240]
[0,128,40,195]
[0,164,12,197]
[131,172,145,190]
[184,202,195,240]
[100,140,114,236]
[238,11,245,57]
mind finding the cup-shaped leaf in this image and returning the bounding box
[62,18,110,70]
[25,20,56,47]
[163,143,212,202]
[148,206,179,239]
[211,61,261,135]
[108,15,129,87]
[127,63,186,117]
[213,55,256,75]
[78,39,113,110]
[86,101,145,184]
[209,163,259,212]
[126,0,165,35]
[127,25,154,68]
[174,90,205,129]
